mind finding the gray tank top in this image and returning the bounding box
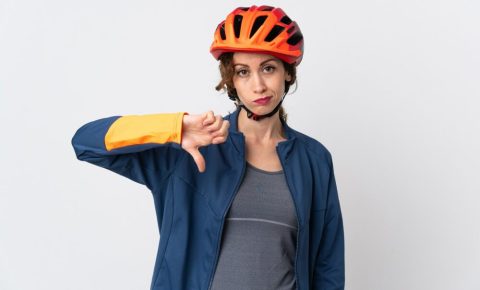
[210,162,298,290]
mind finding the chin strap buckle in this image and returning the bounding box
[246,111,259,121]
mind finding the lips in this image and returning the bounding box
[254,96,272,105]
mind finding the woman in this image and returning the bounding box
[72,5,344,290]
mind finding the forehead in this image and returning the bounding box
[233,52,281,66]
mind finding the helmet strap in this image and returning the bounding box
[238,93,287,121]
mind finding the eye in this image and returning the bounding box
[263,65,276,73]
[235,69,249,77]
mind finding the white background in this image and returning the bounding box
[1,0,479,289]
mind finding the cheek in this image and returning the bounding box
[273,79,286,94]
[232,79,246,93]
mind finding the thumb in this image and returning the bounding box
[186,147,206,173]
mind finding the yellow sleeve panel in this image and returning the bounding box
[105,112,187,151]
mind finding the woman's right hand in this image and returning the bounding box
[181,111,230,173]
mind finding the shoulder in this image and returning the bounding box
[287,126,333,164]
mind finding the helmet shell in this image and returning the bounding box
[210,5,304,66]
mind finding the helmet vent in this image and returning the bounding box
[287,31,303,46]
[234,15,243,38]
[238,7,249,11]
[219,23,226,40]
[250,16,267,38]
[280,16,292,25]
[264,25,285,42]
[261,6,274,11]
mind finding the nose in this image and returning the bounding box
[251,72,267,94]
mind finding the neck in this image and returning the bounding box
[237,108,285,142]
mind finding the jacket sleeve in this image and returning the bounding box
[313,153,345,290]
[71,112,187,191]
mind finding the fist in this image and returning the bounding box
[181,111,230,172]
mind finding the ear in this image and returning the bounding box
[285,72,292,83]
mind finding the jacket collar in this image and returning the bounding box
[224,108,297,158]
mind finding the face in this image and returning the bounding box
[232,52,291,116]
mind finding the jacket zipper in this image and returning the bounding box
[277,147,300,290]
[206,159,246,290]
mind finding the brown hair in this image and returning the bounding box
[215,52,297,123]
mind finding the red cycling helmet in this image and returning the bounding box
[210,5,304,66]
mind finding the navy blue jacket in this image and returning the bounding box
[72,109,345,290]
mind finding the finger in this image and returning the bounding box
[187,147,206,173]
[211,135,227,144]
[206,115,223,132]
[211,119,230,138]
[202,111,215,126]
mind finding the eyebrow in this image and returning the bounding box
[233,58,280,67]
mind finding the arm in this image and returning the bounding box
[313,153,345,290]
[71,111,230,190]
[71,112,187,191]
